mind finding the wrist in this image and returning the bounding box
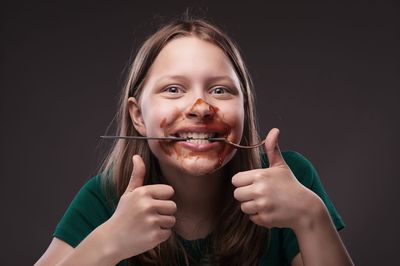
[57,221,122,266]
[92,222,122,265]
[292,194,331,235]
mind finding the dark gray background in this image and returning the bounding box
[1,1,399,265]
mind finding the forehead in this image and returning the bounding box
[145,36,240,84]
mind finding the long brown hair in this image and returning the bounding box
[100,16,269,266]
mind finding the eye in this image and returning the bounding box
[211,87,227,94]
[160,85,185,98]
[165,86,181,93]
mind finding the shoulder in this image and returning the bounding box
[282,150,313,170]
[78,174,102,193]
[53,174,116,247]
[73,175,108,204]
[73,174,117,213]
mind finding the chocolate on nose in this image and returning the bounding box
[186,98,215,119]
[189,98,218,114]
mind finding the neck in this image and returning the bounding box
[161,166,226,240]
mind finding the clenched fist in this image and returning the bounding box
[232,128,324,232]
[106,155,177,260]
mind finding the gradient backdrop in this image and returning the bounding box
[1,1,399,265]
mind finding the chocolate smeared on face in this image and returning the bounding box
[137,37,245,177]
[157,98,237,173]
[189,98,220,114]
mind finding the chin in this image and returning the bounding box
[151,142,237,177]
[173,153,235,176]
[184,163,221,176]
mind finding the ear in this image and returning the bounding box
[128,97,146,136]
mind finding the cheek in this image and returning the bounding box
[236,108,245,134]
[141,104,176,135]
[223,105,245,138]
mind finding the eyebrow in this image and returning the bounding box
[155,75,238,85]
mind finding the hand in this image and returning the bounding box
[106,155,177,260]
[232,128,323,231]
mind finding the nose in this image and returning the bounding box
[185,98,216,121]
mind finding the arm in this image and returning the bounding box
[232,128,353,266]
[55,222,121,266]
[290,196,353,266]
[34,238,73,266]
[34,232,118,266]
[35,155,176,265]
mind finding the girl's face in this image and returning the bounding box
[129,36,244,176]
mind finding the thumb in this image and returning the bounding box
[125,155,146,192]
[264,128,286,167]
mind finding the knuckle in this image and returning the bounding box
[255,198,266,209]
[254,172,265,182]
[257,198,275,212]
[141,201,154,212]
[254,184,266,197]
[136,187,149,197]
[146,216,158,226]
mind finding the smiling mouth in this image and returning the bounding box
[174,132,218,144]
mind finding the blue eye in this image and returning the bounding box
[211,87,227,94]
[166,86,181,93]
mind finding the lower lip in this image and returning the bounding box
[176,140,222,152]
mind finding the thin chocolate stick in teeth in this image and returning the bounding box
[100,136,225,142]
[100,136,264,149]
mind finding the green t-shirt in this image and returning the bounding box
[54,151,345,265]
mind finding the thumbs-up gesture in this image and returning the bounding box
[106,155,177,260]
[232,128,322,231]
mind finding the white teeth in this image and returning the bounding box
[187,139,209,144]
[178,132,215,139]
[177,132,216,144]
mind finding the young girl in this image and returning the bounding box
[35,18,353,266]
